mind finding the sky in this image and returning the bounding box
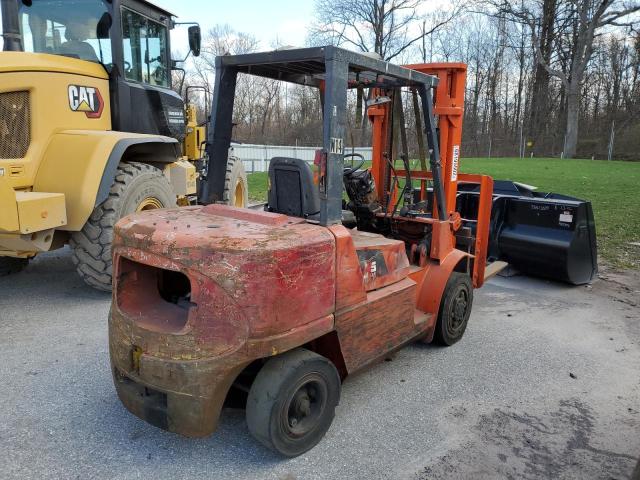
[154,0,315,55]
[0,0,315,53]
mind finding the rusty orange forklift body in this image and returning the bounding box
[109,47,494,456]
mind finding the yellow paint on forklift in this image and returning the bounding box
[132,346,143,373]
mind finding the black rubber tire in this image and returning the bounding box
[433,272,474,346]
[222,156,248,208]
[0,256,29,276]
[70,162,176,291]
[246,348,341,457]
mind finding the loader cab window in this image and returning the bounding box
[121,8,169,88]
[16,0,112,64]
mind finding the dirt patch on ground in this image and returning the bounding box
[590,266,640,338]
[592,266,640,309]
[415,399,638,480]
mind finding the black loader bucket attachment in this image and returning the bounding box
[457,181,598,285]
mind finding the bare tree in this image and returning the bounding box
[191,24,260,92]
[528,0,557,150]
[309,0,462,60]
[172,6,639,159]
[493,0,640,158]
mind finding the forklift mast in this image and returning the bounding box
[369,63,493,287]
[404,63,467,215]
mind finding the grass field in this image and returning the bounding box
[247,157,640,269]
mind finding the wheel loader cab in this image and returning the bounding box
[109,46,496,456]
[114,1,186,139]
[4,0,187,138]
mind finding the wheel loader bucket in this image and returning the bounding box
[458,181,598,285]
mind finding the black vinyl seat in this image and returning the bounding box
[266,157,357,227]
[267,157,320,218]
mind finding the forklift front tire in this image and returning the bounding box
[0,256,29,277]
[433,272,473,346]
[246,348,341,457]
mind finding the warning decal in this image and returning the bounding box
[451,145,460,181]
[559,212,574,223]
[330,137,343,154]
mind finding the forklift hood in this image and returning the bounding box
[112,205,338,349]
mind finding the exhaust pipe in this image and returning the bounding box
[1,0,23,51]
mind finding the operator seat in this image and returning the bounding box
[59,23,99,62]
[267,157,320,218]
[266,157,357,226]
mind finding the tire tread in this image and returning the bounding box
[246,348,341,457]
[70,162,174,291]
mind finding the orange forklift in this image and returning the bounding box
[108,47,495,456]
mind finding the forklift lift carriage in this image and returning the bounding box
[109,46,495,457]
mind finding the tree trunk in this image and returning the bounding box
[529,0,556,154]
[565,86,580,158]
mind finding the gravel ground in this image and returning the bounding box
[1,249,638,480]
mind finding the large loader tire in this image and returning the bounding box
[223,157,248,208]
[0,257,29,277]
[70,162,176,291]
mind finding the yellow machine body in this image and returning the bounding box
[183,104,206,161]
[0,52,195,258]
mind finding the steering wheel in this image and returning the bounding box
[343,152,366,176]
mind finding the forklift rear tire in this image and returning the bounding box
[246,348,341,457]
[433,272,473,346]
[223,157,248,208]
[0,256,29,277]
[70,162,176,291]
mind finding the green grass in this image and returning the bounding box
[247,172,270,203]
[462,158,640,269]
[248,157,640,269]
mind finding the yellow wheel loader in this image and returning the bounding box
[0,0,248,290]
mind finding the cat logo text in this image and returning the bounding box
[68,85,104,119]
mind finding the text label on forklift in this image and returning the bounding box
[451,145,460,181]
[68,85,104,119]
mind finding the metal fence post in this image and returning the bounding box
[607,120,615,161]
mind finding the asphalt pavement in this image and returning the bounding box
[1,248,638,479]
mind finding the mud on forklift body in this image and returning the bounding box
[109,46,495,456]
